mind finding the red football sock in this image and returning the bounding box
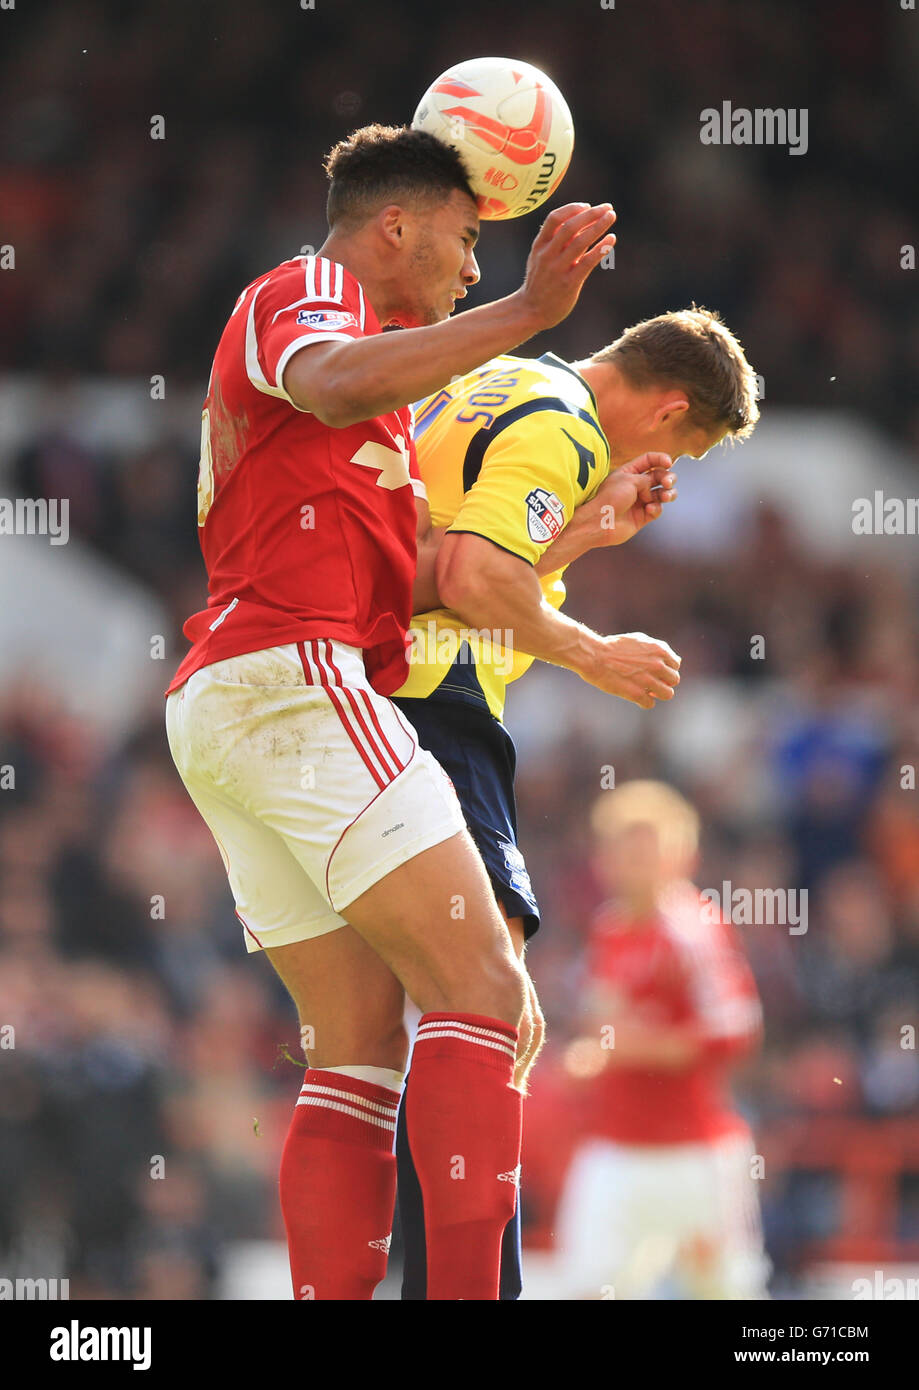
[405,1013,522,1300]
[279,1069,399,1300]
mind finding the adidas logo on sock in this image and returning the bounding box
[497,1164,521,1184]
[368,1234,392,1253]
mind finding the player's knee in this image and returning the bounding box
[371,1018,410,1071]
[514,1000,546,1091]
[521,974,546,1057]
[529,1001,546,1059]
[515,1004,532,1070]
[303,1017,409,1072]
[459,950,527,1031]
[497,952,529,1026]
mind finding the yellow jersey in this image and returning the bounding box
[394,352,610,721]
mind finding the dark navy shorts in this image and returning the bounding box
[393,696,541,939]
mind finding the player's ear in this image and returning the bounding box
[378,203,407,249]
[654,395,690,429]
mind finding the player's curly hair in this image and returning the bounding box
[323,124,476,229]
[590,306,760,442]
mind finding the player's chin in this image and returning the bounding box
[427,291,459,324]
[402,303,446,328]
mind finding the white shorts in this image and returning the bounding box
[554,1130,771,1299]
[165,639,466,952]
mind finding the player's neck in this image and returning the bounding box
[318,232,402,327]
[577,361,643,467]
[619,889,659,921]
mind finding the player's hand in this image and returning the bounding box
[515,202,617,332]
[596,453,677,546]
[583,631,681,709]
[565,453,677,553]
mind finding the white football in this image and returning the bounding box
[412,57,574,220]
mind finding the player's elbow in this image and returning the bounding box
[292,379,364,429]
[312,374,376,428]
[436,553,494,623]
[316,401,364,429]
[283,351,369,428]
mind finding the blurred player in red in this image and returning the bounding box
[164,123,617,1300]
[555,781,770,1299]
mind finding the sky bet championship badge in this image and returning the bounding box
[295,309,358,329]
[525,488,565,543]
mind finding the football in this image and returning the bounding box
[412,56,574,220]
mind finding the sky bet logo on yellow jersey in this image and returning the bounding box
[525,488,565,543]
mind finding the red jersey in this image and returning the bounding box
[166,254,425,699]
[581,882,762,1145]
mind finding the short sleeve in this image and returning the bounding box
[446,410,596,565]
[245,257,367,409]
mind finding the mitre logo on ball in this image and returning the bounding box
[412,57,574,220]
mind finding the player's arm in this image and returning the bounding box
[413,495,447,614]
[431,414,681,707]
[685,918,765,1064]
[435,422,681,708]
[566,983,704,1074]
[534,452,677,575]
[591,1017,705,1069]
[573,1000,705,1072]
[603,979,761,1072]
[437,534,678,709]
[571,918,764,1074]
[282,204,615,426]
[610,1012,760,1071]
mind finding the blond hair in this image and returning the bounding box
[590,306,759,441]
[590,780,700,867]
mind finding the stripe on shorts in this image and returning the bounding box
[296,639,405,791]
[357,688,404,774]
[317,641,403,782]
[314,640,404,783]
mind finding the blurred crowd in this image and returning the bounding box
[2,0,919,1299]
[2,0,918,445]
